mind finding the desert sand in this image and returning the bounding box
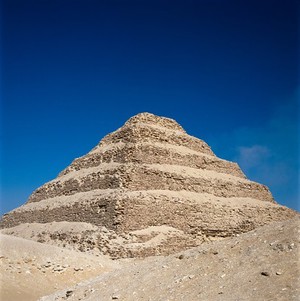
[0,234,118,301]
[39,217,300,301]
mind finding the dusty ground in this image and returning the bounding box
[1,217,299,301]
[38,217,300,301]
[0,234,118,301]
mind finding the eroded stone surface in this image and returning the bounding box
[0,112,297,259]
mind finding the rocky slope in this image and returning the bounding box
[40,217,300,301]
[0,234,118,301]
[0,113,297,258]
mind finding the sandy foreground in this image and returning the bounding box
[0,217,299,301]
[0,234,119,301]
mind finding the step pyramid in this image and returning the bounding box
[1,113,296,257]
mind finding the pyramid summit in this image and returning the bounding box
[0,112,296,258]
[124,112,186,132]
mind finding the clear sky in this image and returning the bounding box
[1,0,299,214]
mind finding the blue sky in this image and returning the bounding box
[1,0,299,214]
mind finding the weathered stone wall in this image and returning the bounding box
[60,144,245,178]
[27,173,121,203]
[1,191,296,250]
[0,198,118,229]
[122,166,274,202]
[113,235,199,258]
[101,124,214,156]
[27,164,271,205]
[116,196,296,236]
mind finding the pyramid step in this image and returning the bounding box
[60,142,245,178]
[27,163,273,204]
[100,123,214,156]
[0,190,293,232]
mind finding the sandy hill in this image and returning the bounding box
[0,113,297,259]
[39,217,300,301]
[0,233,118,301]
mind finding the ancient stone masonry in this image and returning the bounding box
[0,112,297,258]
[58,144,245,178]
